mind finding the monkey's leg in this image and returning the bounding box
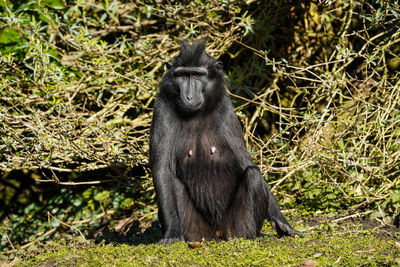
[169,179,216,242]
[224,166,303,238]
[221,166,265,239]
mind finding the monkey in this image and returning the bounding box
[150,40,302,244]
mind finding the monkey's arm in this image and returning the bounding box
[243,166,304,237]
[150,97,184,244]
[219,96,303,237]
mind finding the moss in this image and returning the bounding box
[17,221,400,266]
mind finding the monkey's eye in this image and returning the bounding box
[192,74,199,80]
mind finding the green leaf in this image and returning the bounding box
[42,0,65,9]
[50,219,60,228]
[73,198,83,207]
[390,191,400,203]
[370,210,383,219]
[0,28,21,44]
[94,191,110,202]
[338,140,345,150]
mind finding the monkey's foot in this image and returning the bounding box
[158,236,185,245]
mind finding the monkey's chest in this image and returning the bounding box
[177,134,239,180]
[176,134,241,225]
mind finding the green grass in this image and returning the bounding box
[11,219,400,266]
[1,1,400,265]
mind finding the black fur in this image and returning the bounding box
[150,40,302,244]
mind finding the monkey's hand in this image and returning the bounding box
[271,219,304,238]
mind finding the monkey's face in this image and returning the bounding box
[160,40,225,115]
[173,66,208,113]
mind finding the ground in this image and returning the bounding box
[2,212,399,266]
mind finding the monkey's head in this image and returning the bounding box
[160,40,226,115]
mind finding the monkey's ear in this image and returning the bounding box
[215,61,223,71]
[166,62,173,69]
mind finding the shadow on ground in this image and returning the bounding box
[93,220,163,245]
[92,213,399,247]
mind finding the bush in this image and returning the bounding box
[0,0,399,252]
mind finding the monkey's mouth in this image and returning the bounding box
[178,101,203,113]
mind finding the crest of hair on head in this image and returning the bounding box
[173,39,214,67]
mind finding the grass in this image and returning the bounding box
[6,214,400,266]
[1,1,400,265]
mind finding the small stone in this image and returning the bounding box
[299,259,316,267]
[211,146,216,154]
[188,149,193,156]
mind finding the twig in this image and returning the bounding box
[331,211,373,223]
[47,211,86,241]
[4,228,57,254]
[5,233,15,250]
[37,179,114,185]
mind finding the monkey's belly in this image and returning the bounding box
[178,152,241,228]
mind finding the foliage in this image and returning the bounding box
[0,170,156,253]
[0,0,399,256]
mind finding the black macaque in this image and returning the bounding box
[150,40,302,245]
